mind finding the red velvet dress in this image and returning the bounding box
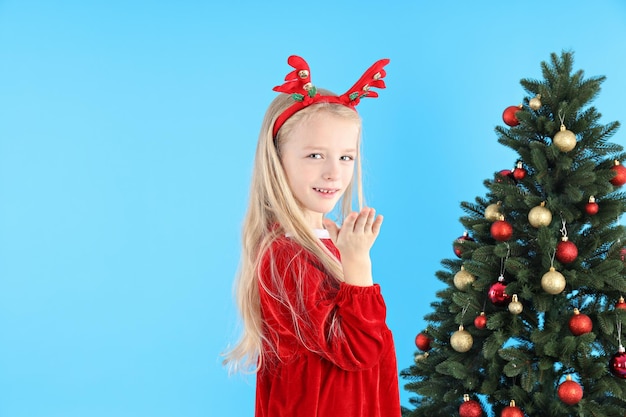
[255,233,401,417]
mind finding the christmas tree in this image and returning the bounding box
[401,51,626,417]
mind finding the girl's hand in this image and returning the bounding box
[323,207,383,286]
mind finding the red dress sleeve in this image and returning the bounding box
[259,237,388,371]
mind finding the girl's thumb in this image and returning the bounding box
[323,218,339,242]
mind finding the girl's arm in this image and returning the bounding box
[323,207,383,287]
[259,237,388,371]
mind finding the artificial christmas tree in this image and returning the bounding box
[401,51,626,417]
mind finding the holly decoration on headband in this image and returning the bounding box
[271,55,390,137]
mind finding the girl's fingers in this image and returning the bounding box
[342,212,358,233]
[365,208,376,227]
[372,214,384,235]
[353,208,371,231]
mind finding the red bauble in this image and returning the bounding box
[415,332,432,351]
[616,296,626,310]
[557,375,583,405]
[488,277,511,307]
[610,347,626,378]
[459,395,483,417]
[491,218,513,241]
[512,161,526,181]
[502,105,521,127]
[610,161,626,186]
[556,238,578,264]
[512,168,526,180]
[496,169,514,183]
[474,312,487,330]
[453,232,474,258]
[568,308,592,336]
[621,248,626,262]
[500,400,524,417]
[585,196,599,215]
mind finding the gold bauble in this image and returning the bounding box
[553,124,577,152]
[414,352,429,363]
[528,201,552,228]
[450,325,473,352]
[453,266,475,291]
[508,294,523,315]
[541,267,566,295]
[484,201,502,222]
[529,94,542,110]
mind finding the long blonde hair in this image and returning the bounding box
[223,90,364,373]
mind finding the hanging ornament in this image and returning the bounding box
[616,296,626,310]
[413,352,429,363]
[454,265,475,291]
[512,161,527,181]
[415,332,432,351]
[485,201,503,222]
[488,275,512,306]
[508,294,523,315]
[453,231,474,258]
[474,312,487,330]
[610,345,626,378]
[491,215,513,241]
[556,237,578,264]
[610,160,626,186]
[553,123,577,152]
[502,104,522,127]
[568,308,592,336]
[500,400,524,417]
[528,201,552,228]
[528,94,542,110]
[541,267,566,295]
[496,169,514,183]
[585,195,599,216]
[451,325,473,352]
[557,375,583,405]
[556,220,577,264]
[459,394,483,417]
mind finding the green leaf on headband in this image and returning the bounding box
[292,93,305,102]
[349,92,359,101]
[307,86,317,98]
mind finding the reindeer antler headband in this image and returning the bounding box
[272,55,390,137]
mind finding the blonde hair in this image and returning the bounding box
[223,89,364,373]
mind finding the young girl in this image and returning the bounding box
[225,55,401,417]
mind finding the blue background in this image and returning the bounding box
[1,1,626,416]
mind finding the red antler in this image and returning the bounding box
[340,58,390,106]
[272,55,312,95]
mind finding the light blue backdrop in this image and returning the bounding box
[1,1,626,416]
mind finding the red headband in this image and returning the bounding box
[272,55,390,137]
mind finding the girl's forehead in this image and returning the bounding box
[288,115,359,143]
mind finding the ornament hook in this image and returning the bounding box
[499,244,511,277]
[560,218,568,239]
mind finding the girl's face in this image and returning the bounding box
[279,112,359,229]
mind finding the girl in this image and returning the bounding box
[225,55,401,417]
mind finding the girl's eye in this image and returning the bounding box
[340,155,354,161]
[308,153,322,159]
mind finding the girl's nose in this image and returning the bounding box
[323,160,340,180]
